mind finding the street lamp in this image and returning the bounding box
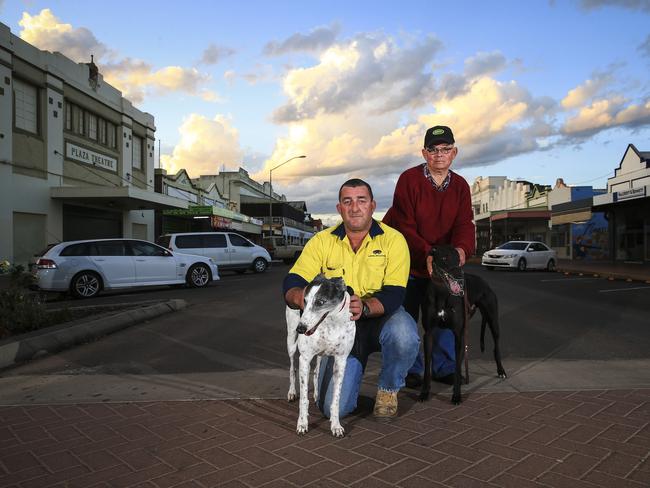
[268,155,306,238]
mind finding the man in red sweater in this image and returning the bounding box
[384,125,475,385]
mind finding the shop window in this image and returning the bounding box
[132,135,143,170]
[13,79,38,134]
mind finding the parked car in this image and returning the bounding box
[34,239,220,298]
[157,232,272,274]
[481,241,557,271]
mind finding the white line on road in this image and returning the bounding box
[599,286,650,293]
[540,278,598,282]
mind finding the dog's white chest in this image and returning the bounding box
[298,320,355,357]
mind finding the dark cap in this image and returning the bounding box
[424,125,454,148]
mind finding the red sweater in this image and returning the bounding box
[384,165,475,278]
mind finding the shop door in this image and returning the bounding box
[63,205,122,241]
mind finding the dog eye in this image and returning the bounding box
[315,299,325,306]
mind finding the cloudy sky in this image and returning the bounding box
[3,0,650,221]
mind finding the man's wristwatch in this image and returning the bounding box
[361,301,370,319]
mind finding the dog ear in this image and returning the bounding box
[330,276,345,289]
[346,285,355,296]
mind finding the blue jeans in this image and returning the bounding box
[404,275,456,378]
[317,306,419,419]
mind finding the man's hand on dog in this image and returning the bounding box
[349,295,363,321]
[426,247,466,276]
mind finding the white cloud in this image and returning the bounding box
[562,96,650,136]
[580,0,650,12]
[18,9,218,104]
[264,24,340,56]
[272,33,442,122]
[561,73,613,109]
[160,114,244,178]
[19,9,109,62]
[200,43,235,64]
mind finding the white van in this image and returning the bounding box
[157,232,272,274]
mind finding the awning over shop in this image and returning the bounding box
[163,204,264,234]
[490,210,550,222]
[51,186,188,211]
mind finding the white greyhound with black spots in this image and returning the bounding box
[286,275,355,437]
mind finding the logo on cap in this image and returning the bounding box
[432,128,445,135]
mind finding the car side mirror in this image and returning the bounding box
[164,250,173,257]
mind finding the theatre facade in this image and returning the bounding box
[0,22,187,266]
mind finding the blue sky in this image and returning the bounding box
[2,0,650,219]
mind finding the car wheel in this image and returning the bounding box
[70,271,102,298]
[187,264,211,288]
[517,258,527,272]
[546,259,556,272]
[253,257,268,273]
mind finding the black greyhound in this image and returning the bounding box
[420,245,507,404]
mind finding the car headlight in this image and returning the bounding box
[502,254,518,259]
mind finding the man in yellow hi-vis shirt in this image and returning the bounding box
[283,178,419,420]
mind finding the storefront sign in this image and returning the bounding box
[66,142,117,172]
[211,215,231,229]
[163,205,213,216]
[616,187,646,201]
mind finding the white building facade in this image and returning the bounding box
[593,144,650,262]
[0,22,186,265]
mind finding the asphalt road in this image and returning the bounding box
[2,263,649,405]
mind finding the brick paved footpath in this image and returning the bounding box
[1,389,649,487]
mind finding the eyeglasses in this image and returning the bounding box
[425,146,454,155]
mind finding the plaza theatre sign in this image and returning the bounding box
[66,142,117,173]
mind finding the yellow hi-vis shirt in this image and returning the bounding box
[288,220,410,303]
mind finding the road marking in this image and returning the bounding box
[599,286,650,293]
[540,278,597,282]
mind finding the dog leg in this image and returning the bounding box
[489,317,507,379]
[329,355,347,437]
[286,308,300,402]
[313,356,321,403]
[287,333,298,402]
[419,329,434,402]
[296,353,312,435]
[481,298,507,379]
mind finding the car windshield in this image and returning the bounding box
[497,242,529,250]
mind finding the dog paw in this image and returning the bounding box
[497,371,507,379]
[331,425,345,438]
[296,422,308,435]
[451,394,462,405]
[287,392,297,402]
[418,391,431,402]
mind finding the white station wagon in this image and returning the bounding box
[482,240,557,271]
[34,238,220,298]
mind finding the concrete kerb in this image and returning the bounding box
[0,299,187,370]
[555,266,649,283]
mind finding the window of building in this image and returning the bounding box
[72,105,84,135]
[87,113,98,140]
[13,79,38,134]
[132,135,143,170]
[64,101,118,150]
[98,118,106,144]
[107,122,116,149]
